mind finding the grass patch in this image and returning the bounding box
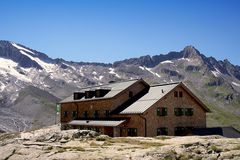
[0,132,20,141]
[108,137,164,148]
[233,145,240,150]
[206,102,240,131]
[155,136,171,140]
[90,141,101,147]
[96,135,110,141]
[209,145,222,153]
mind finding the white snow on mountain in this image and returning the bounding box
[92,71,97,75]
[0,81,6,91]
[178,58,191,62]
[99,75,104,80]
[145,67,161,78]
[139,66,161,78]
[79,67,84,76]
[19,50,56,72]
[232,82,240,87]
[161,60,174,64]
[62,63,76,70]
[12,43,36,55]
[109,68,121,78]
[139,66,145,71]
[0,58,32,82]
[211,67,221,77]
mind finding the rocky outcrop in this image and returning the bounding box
[0,125,239,160]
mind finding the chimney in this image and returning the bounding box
[162,89,164,93]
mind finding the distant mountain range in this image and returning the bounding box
[0,40,240,132]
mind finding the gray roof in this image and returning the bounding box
[60,79,139,103]
[120,82,179,114]
[68,120,125,127]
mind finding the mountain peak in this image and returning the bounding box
[182,45,201,59]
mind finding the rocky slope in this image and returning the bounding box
[0,125,240,160]
[0,40,240,132]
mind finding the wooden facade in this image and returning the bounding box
[59,79,210,137]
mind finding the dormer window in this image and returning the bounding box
[95,88,111,98]
[85,90,95,99]
[73,92,85,100]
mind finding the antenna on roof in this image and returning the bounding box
[162,89,164,93]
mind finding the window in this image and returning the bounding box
[105,110,110,117]
[94,110,99,118]
[129,91,133,98]
[157,107,167,116]
[157,127,168,136]
[174,91,178,97]
[127,128,137,136]
[72,111,77,119]
[174,108,184,116]
[63,111,68,117]
[83,111,88,118]
[179,91,183,97]
[185,108,193,116]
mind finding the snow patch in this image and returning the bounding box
[19,50,56,72]
[0,58,32,82]
[139,66,145,70]
[62,63,76,70]
[79,67,84,76]
[145,67,161,78]
[99,75,104,80]
[109,68,121,78]
[0,82,6,91]
[211,67,221,77]
[179,58,191,62]
[93,75,104,81]
[12,43,35,55]
[92,71,97,75]
[161,60,174,64]
[232,82,240,87]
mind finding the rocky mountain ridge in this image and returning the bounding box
[0,40,240,132]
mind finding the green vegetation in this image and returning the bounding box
[107,137,164,148]
[206,102,240,131]
[0,132,20,141]
[90,141,101,147]
[155,136,171,140]
[96,135,110,141]
[233,145,240,150]
[209,145,222,153]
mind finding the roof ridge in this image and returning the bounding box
[74,78,140,91]
[150,81,181,87]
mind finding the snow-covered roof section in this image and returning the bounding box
[119,82,179,114]
[68,120,125,127]
[60,79,140,103]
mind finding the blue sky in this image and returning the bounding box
[1,0,240,65]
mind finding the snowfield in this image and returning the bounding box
[0,58,32,82]
[161,60,174,64]
[12,43,36,55]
